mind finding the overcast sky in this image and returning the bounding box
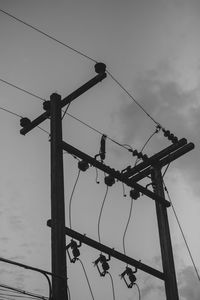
[0,1,200,299]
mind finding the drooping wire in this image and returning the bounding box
[106,70,161,127]
[69,169,81,229]
[163,183,200,282]
[134,283,141,300]
[77,258,95,300]
[107,272,116,300]
[0,8,97,63]
[0,106,49,135]
[67,285,71,300]
[122,198,134,256]
[134,126,160,166]
[97,185,109,243]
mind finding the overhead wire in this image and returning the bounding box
[97,185,109,243]
[69,169,81,229]
[0,284,47,300]
[0,8,164,129]
[0,78,45,102]
[0,8,97,64]
[122,128,158,256]
[107,272,116,300]
[77,258,95,300]
[122,198,133,256]
[163,182,200,282]
[134,283,141,300]
[0,77,135,152]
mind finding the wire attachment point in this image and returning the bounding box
[94,254,111,277]
[66,239,82,263]
[120,266,137,288]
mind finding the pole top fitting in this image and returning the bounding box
[95,62,106,74]
[50,93,62,101]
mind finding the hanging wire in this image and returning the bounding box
[67,285,71,300]
[134,283,141,300]
[97,185,109,243]
[77,258,95,300]
[0,9,97,64]
[122,198,133,256]
[134,126,160,166]
[163,182,200,282]
[69,169,81,229]
[107,272,116,300]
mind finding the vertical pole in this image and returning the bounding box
[50,93,68,300]
[151,165,179,300]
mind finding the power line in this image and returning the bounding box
[0,78,45,102]
[97,185,109,243]
[134,283,141,300]
[0,284,47,300]
[0,8,97,63]
[0,8,164,128]
[122,198,133,256]
[77,258,95,300]
[68,169,81,229]
[164,183,200,282]
[106,70,161,127]
[107,272,116,300]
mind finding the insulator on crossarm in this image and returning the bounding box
[162,128,179,144]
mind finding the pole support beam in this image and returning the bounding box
[62,140,171,207]
[50,93,68,300]
[47,220,165,281]
[151,166,179,300]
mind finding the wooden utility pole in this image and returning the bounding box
[151,165,179,300]
[50,93,68,300]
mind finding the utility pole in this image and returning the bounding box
[50,93,68,300]
[151,165,179,300]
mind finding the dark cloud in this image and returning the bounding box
[116,61,200,194]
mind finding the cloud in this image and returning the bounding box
[116,59,200,193]
[179,266,200,300]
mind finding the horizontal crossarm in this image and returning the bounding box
[47,220,165,281]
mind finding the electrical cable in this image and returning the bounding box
[162,162,170,178]
[62,103,71,120]
[134,283,141,300]
[0,284,47,300]
[0,78,45,102]
[163,183,200,282]
[67,285,71,300]
[134,126,160,166]
[97,185,109,243]
[122,198,133,256]
[69,169,81,229]
[0,8,165,129]
[0,8,97,63]
[106,70,161,127]
[77,258,95,300]
[107,272,116,300]
[0,77,135,153]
